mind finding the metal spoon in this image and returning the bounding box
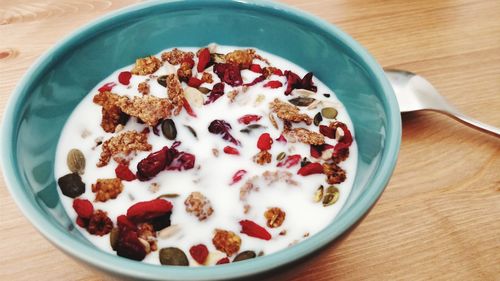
[385,69,500,138]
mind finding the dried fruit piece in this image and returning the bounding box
[72,199,94,219]
[244,74,266,87]
[323,186,340,206]
[313,112,323,126]
[257,133,273,150]
[118,71,132,85]
[230,169,247,185]
[150,211,172,232]
[58,173,85,198]
[204,82,225,105]
[233,251,256,262]
[288,97,315,107]
[197,48,211,72]
[253,150,272,165]
[67,148,85,175]
[161,119,177,140]
[284,71,317,95]
[264,207,286,228]
[323,162,347,184]
[297,162,324,176]
[238,114,262,125]
[115,163,136,181]
[116,230,147,261]
[136,146,170,181]
[188,77,203,88]
[189,244,209,264]
[216,257,230,265]
[159,247,189,266]
[275,134,287,143]
[249,64,263,73]
[264,80,283,89]
[98,82,116,93]
[165,144,196,171]
[184,191,214,221]
[212,229,241,256]
[223,146,240,155]
[92,178,123,202]
[239,220,272,240]
[87,210,113,236]
[127,198,173,223]
[213,63,243,86]
[310,144,334,159]
[182,97,197,117]
[208,120,240,146]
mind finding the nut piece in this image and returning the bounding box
[131,56,161,75]
[92,178,123,202]
[161,48,194,65]
[201,72,213,84]
[264,207,286,228]
[323,162,347,184]
[166,74,185,115]
[138,81,150,95]
[212,229,241,256]
[184,191,214,221]
[253,150,272,165]
[283,128,325,145]
[97,130,152,167]
[87,210,113,236]
[92,91,128,133]
[137,222,157,253]
[270,98,312,125]
[224,49,255,69]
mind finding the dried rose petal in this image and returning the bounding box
[189,244,209,264]
[239,220,271,240]
[249,64,263,73]
[237,114,262,125]
[297,162,323,176]
[275,134,287,143]
[182,97,197,117]
[263,80,283,89]
[136,146,170,181]
[98,82,116,93]
[213,63,243,86]
[230,169,247,185]
[284,71,317,95]
[319,125,335,139]
[127,198,173,223]
[208,120,241,146]
[244,74,266,87]
[204,83,225,105]
[72,199,94,219]
[118,71,132,85]
[276,154,301,168]
[166,151,195,171]
[257,133,273,150]
[115,163,137,181]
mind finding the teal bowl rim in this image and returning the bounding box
[1,0,401,280]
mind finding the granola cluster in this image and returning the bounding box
[184,192,214,221]
[284,127,325,145]
[264,207,286,228]
[97,130,151,167]
[270,98,313,125]
[166,74,185,115]
[212,229,241,256]
[161,48,194,65]
[92,91,127,133]
[131,56,162,75]
[91,178,123,202]
[323,162,347,184]
[253,150,272,165]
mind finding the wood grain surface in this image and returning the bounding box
[0,0,499,280]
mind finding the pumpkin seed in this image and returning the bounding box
[211,53,226,64]
[233,251,256,262]
[288,97,315,107]
[159,247,189,266]
[162,119,177,140]
[157,193,180,199]
[109,228,119,250]
[198,87,211,94]
[67,149,85,175]
[157,75,167,87]
[323,93,331,98]
[313,112,323,126]
[314,185,324,202]
[276,152,286,161]
[321,107,338,119]
[184,87,204,107]
[240,124,265,134]
[57,173,85,198]
[184,125,198,139]
[323,186,340,206]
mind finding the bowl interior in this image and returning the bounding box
[2,0,400,280]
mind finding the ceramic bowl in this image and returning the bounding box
[1,0,401,280]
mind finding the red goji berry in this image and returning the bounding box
[197,48,211,72]
[216,257,230,265]
[257,133,273,150]
[98,82,116,93]
[297,162,324,176]
[263,80,283,89]
[230,169,247,185]
[182,97,197,118]
[118,71,132,85]
[335,122,353,146]
[76,216,88,228]
[117,214,137,232]
[237,114,262,125]
[239,220,272,240]
[249,64,263,73]
[126,199,173,223]
[183,57,195,69]
[310,144,335,159]
[244,74,266,87]
[72,199,94,219]
[223,146,240,155]
[188,77,203,88]
[319,125,335,139]
[272,68,284,76]
[189,244,209,264]
[277,154,301,168]
[115,163,136,181]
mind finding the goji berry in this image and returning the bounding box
[249,64,263,73]
[237,114,262,125]
[118,71,132,85]
[272,68,284,76]
[127,199,173,223]
[297,162,324,176]
[189,244,209,264]
[188,77,203,88]
[98,82,116,93]
[182,97,197,117]
[76,216,88,228]
[263,80,283,89]
[72,199,94,219]
[239,220,271,240]
[276,154,301,168]
[244,74,266,87]
[117,214,137,232]
[230,169,247,185]
[310,144,334,158]
[335,122,353,146]
[223,146,240,155]
[319,125,335,139]
[216,257,230,265]
[115,163,136,181]
[197,48,211,72]
[257,133,273,150]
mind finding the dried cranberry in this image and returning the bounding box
[239,220,271,240]
[276,154,301,168]
[127,198,173,223]
[216,257,230,265]
[118,71,132,85]
[263,80,283,89]
[136,147,170,181]
[197,48,211,72]
[115,163,136,181]
[182,97,197,117]
[166,152,195,171]
[208,120,240,146]
[204,83,225,105]
[188,77,203,88]
[319,125,335,139]
[213,63,243,86]
[244,74,266,87]
[237,114,262,125]
[116,230,147,261]
[230,169,247,185]
[98,82,116,93]
[257,133,273,150]
[72,199,94,219]
[249,64,263,73]
[284,71,317,95]
[223,146,240,155]
[297,162,324,176]
[189,244,209,264]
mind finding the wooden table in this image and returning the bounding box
[1,0,499,280]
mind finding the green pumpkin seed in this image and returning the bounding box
[211,53,226,64]
[184,125,198,139]
[240,124,265,134]
[314,185,324,203]
[313,112,323,126]
[157,193,180,199]
[162,119,177,140]
[57,173,85,198]
[198,87,211,94]
[323,186,340,206]
[159,247,189,266]
[157,75,168,87]
[67,149,85,175]
[276,152,286,161]
[288,97,315,107]
[321,107,338,119]
[233,251,256,262]
[110,228,119,250]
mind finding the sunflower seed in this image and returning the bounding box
[67,149,85,175]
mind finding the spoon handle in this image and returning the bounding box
[439,109,500,138]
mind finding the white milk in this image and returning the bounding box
[54,45,358,265]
